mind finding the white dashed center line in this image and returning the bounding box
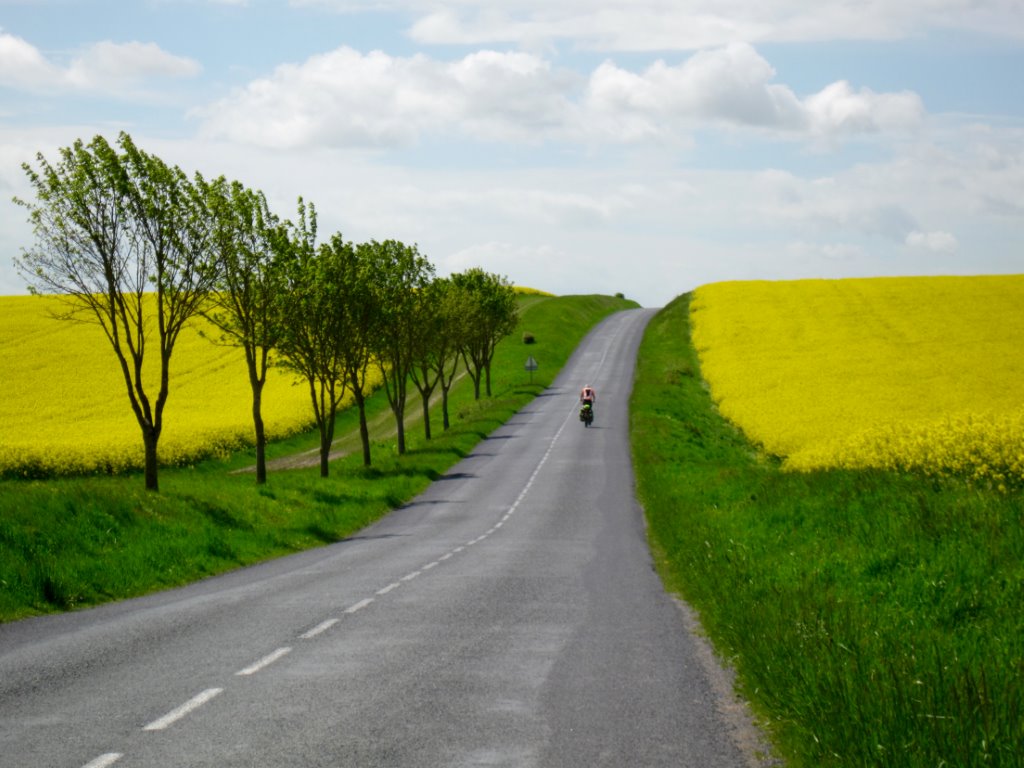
[236,647,292,676]
[143,688,223,731]
[345,597,375,614]
[300,618,339,639]
[81,753,122,768]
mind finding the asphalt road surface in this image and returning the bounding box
[0,308,766,768]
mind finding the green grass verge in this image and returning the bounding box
[0,293,638,622]
[630,293,1024,767]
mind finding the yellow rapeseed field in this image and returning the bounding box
[690,275,1024,489]
[0,294,361,476]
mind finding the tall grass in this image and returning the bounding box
[631,294,1024,767]
[0,294,638,622]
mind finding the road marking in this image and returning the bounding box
[236,647,292,676]
[300,618,339,639]
[345,597,374,613]
[82,754,122,768]
[143,688,223,731]
[282,392,572,688]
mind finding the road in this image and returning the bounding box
[0,308,764,768]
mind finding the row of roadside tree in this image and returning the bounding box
[13,132,519,491]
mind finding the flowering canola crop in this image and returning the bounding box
[690,275,1024,489]
[0,294,366,476]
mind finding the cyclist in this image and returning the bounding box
[579,385,596,408]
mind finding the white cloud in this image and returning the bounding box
[194,47,574,148]
[905,229,959,253]
[388,0,1024,49]
[65,41,201,91]
[195,43,923,148]
[583,45,805,134]
[805,81,924,139]
[442,241,572,285]
[0,31,62,89]
[0,32,199,95]
[583,45,923,142]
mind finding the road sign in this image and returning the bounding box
[525,355,538,383]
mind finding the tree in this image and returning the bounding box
[14,132,217,491]
[200,177,283,484]
[451,268,519,399]
[408,277,463,437]
[329,233,376,467]
[275,201,351,478]
[362,240,435,455]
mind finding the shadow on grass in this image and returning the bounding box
[405,445,471,460]
[180,496,255,531]
[311,489,364,507]
[344,465,441,481]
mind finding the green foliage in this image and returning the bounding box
[14,132,221,491]
[361,239,435,455]
[408,276,460,439]
[274,203,359,478]
[0,293,637,623]
[631,293,1024,768]
[199,176,285,485]
[451,267,519,399]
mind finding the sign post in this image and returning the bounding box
[524,355,538,383]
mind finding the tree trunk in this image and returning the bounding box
[394,402,406,455]
[252,385,267,485]
[143,427,159,492]
[461,351,481,400]
[319,436,330,478]
[485,361,492,397]
[441,388,450,431]
[385,368,408,456]
[352,385,371,466]
[319,410,334,478]
[421,391,432,440]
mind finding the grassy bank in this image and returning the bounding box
[630,294,1023,767]
[0,293,638,622]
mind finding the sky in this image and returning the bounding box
[1,0,1022,307]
